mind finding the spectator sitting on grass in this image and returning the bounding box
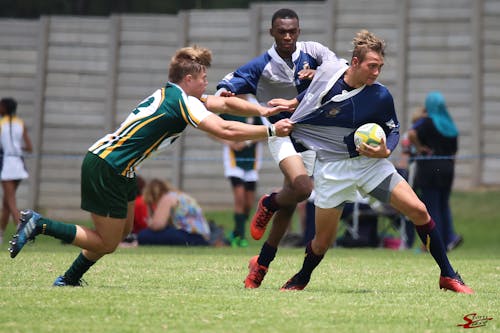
[137,178,211,246]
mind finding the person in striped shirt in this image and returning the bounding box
[8,45,293,286]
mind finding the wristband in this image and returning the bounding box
[267,124,276,137]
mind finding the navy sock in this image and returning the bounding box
[257,242,277,267]
[64,252,96,283]
[233,213,247,238]
[296,241,324,283]
[262,192,280,212]
[415,219,455,277]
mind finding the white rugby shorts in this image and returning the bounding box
[224,167,259,183]
[314,156,399,209]
[267,136,316,176]
[222,145,260,182]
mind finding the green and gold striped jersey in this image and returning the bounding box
[220,114,263,171]
[89,82,212,177]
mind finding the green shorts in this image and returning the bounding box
[80,152,137,219]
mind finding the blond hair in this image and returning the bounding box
[351,29,386,62]
[168,45,212,83]
[143,178,176,206]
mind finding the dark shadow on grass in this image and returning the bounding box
[256,287,376,294]
[334,288,374,294]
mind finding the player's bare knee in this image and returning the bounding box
[100,242,120,254]
[292,176,313,202]
[312,240,330,255]
[410,202,430,225]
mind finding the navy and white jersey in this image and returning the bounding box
[216,41,338,124]
[290,60,400,162]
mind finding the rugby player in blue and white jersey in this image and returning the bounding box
[216,8,339,289]
[273,30,473,294]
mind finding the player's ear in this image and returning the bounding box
[269,27,273,37]
[351,57,359,68]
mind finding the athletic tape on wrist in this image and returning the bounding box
[267,124,276,137]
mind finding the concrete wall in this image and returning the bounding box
[0,0,498,219]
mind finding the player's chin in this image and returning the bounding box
[280,44,294,52]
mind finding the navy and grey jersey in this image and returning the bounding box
[290,60,400,162]
[216,41,337,124]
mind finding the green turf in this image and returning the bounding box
[0,190,498,333]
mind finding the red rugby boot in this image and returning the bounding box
[244,255,268,289]
[439,272,474,294]
[250,195,275,240]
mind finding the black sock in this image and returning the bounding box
[296,242,324,283]
[257,242,277,267]
[262,192,280,212]
[415,218,455,277]
[234,213,247,238]
[64,252,96,283]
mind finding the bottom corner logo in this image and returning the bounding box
[457,313,493,329]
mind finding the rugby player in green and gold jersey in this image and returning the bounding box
[9,45,294,286]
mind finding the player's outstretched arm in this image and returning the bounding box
[204,95,292,117]
[198,114,293,141]
[268,98,300,109]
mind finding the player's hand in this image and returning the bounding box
[298,69,316,80]
[357,138,390,158]
[268,98,299,110]
[273,119,294,137]
[219,91,235,97]
[259,104,294,117]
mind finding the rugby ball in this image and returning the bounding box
[354,123,386,148]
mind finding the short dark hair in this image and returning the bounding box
[271,8,299,26]
[0,97,17,116]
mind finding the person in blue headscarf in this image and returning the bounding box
[408,91,463,252]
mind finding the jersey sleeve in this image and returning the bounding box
[296,90,307,103]
[303,41,338,64]
[216,56,266,95]
[185,96,213,127]
[378,88,400,152]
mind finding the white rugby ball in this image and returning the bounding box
[354,123,386,148]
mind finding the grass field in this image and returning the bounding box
[0,190,498,333]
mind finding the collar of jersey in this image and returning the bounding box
[168,81,189,100]
[268,42,302,68]
[323,66,365,103]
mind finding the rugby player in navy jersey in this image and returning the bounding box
[216,8,339,289]
[271,30,473,294]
